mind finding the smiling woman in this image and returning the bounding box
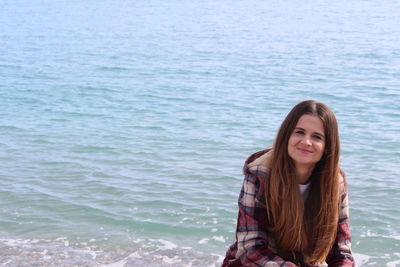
[222,100,355,267]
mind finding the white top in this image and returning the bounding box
[299,182,311,200]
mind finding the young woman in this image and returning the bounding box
[222,100,355,267]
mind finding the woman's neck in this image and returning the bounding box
[295,164,315,184]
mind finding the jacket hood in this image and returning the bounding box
[243,148,273,176]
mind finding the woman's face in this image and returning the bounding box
[288,114,326,170]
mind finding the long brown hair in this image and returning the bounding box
[266,100,340,263]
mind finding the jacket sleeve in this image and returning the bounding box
[234,168,298,267]
[325,173,355,267]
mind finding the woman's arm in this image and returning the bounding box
[325,173,355,267]
[232,167,298,267]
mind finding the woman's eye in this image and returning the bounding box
[295,130,304,135]
[313,135,322,140]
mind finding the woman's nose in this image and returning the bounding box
[301,136,312,146]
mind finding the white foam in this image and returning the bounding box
[160,255,181,264]
[131,238,144,243]
[127,251,141,258]
[211,253,225,264]
[198,238,209,244]
[87,249,97,260]
[179,217,189,223]
[353,253,370,266]
[387,259,400,267]
[391,235,400,241]
[101,259,127,267]
[2,260,12,265]
[212,236,226,242]
[387,253,400,267]
[43,255,52,261]
[0,237,107,265]
[157,239,178,250]
[0,238,33,248]
[360,230,400,241]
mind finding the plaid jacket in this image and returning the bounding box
[222,149,355,267]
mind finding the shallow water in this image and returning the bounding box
[1,0,399,266]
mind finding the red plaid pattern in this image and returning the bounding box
[222,150,355,267]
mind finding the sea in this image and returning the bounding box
[0,0,399,266]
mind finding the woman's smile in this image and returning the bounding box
[297,147,312,154]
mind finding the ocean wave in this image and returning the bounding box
[0,237,224,267]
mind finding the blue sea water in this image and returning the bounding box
[0,0,399,266]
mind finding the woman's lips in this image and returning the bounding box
[298,148,312,154]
